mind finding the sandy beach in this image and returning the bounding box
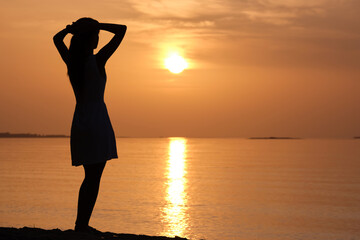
[0,227,189,240]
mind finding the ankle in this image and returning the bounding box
[74,223,88,231]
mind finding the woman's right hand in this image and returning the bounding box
[66,23,75,34]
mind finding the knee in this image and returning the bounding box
[84,174,102,186]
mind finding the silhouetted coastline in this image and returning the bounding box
[354,136,360,139]
[0,227,189,240]
[0,132,68,138]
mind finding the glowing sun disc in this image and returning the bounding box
[165,54,188,74]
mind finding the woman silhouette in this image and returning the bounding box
[53,18,127,232]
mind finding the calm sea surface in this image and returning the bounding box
[0,138,359,240]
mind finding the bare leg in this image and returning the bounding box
[75,161,106,230]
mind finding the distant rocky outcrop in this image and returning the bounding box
[0,132,68,138]
[249,137,301,140]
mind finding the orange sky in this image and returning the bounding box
[0,0,359,137]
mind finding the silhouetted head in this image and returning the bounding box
[70,18,100,53]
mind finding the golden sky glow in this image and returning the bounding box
[0,0,359,137]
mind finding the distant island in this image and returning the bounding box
[0,132,68,138]
[249,137,301,140]
[355,136,360,139]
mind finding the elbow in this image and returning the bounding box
[122,25,127,34]
[114,25,127,37]
[53,34,64,46]
[53,35,60,44]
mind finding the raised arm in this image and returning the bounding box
[53,26,71,64]
[96,23,127,66]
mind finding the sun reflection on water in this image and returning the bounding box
[162,137,189,237]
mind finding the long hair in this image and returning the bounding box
[67,18,99,93]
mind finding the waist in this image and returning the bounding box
[75,99,105,106]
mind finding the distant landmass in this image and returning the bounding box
[0,132,68,138]
[249,137,301,140]
[354,136,360,139]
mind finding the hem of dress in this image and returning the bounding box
[72,155,118,167]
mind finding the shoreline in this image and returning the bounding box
[0,227,189,240]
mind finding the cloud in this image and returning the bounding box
[3,0,356,70]
[114,0,360,70]
[128,0,230,18]
[242,10,297,25]
[261,0,330,7]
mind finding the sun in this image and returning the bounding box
[164,53,188,74]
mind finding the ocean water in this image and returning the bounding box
[0,138,359,240]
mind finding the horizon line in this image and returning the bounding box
[0,132,359,139]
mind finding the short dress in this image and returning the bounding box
[70,54,118,166]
